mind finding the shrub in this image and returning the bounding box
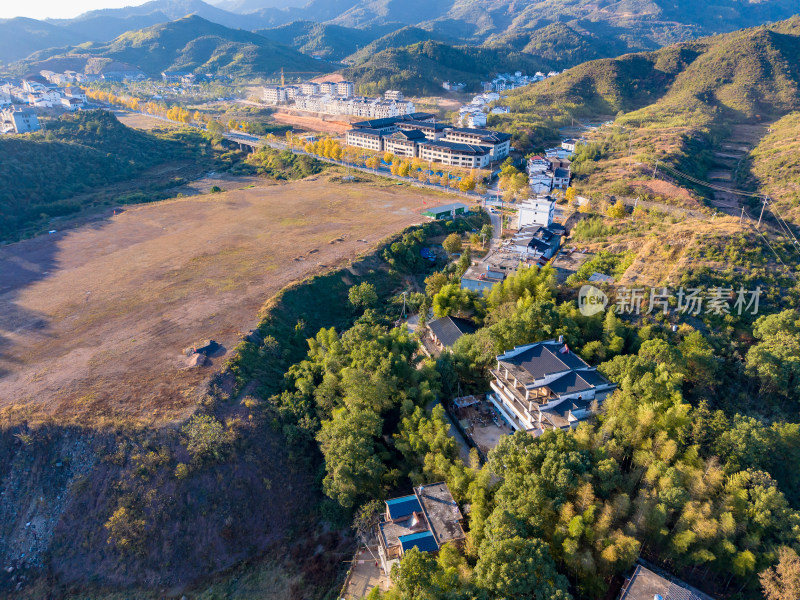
[181,414,232,462]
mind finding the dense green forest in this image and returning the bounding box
[342,40,548,96]
[211,198,800,600]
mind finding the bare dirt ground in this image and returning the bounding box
[0,175,450,426]
[271,111,352,135]
[112,110,183,131]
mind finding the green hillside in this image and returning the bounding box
[342,40,547,95]
[486,21,657,69]
[16,15,335,79]
[255,20,395,60]
[0,110,206,240]
[495,18,800,142]
[344,25,456,64]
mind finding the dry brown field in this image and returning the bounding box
[0,174,451,426]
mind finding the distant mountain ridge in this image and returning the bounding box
[14,15,336,79]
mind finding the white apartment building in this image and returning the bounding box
[384,129,426,157]
[517,196,555,227]
[300,82,319,95]
[443,128,511,161]
[418,140,490,168]
[346,128,384,152]
[336,81,355,97]
[1,108,40,133]
[384,90,404,101]
[263,86,288,104]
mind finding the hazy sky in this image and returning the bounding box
[1,0,151,20]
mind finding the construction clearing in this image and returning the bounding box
[0,174,454,426]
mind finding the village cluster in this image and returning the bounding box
[263,80,417,119]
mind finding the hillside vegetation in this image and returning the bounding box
[15,15,336,79]
[255,20,395,60]
[342,40,547,95]
[745,111,800,221]
[493,18,800,201]
[0,110,202,240]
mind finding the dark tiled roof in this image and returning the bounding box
[351,117,400,129]
[386,495,422,519]
[541,371,595,395]
[401,120,450,131]
[554,167,571,178]
[419,140,490,155]
[399,531,439,553]
[446,127,511,142]
[347,128,383,137]
[428,316,477,347]
[503,342,588,379]
[391,129,427,140]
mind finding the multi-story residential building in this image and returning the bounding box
[509,223,564,260]
[443,128,511,161]
[459,111,487,128]
[384,90,404,101]
[263,86,288,104]
[517,196,555,228]
[418,140,491,168]
[319,81,337,95]
[1,107,40,133]
[377,482,465,576]
[489,338,616,434]
[336,80,355,97]
[553,167,571,190]
[384,129,426,157]
[346,128,384,152]
[299,82,319,95]
[61,97,83,111]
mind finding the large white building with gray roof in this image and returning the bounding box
[489,338,616,434]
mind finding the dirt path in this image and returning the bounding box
[0,175,450,426]
[708,123,771,215]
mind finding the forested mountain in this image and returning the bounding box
[492,18,800,147]
[344,25,456,63]
[14,15,336,79]
[4,0,798,68]
[255,20,397,60]
[342,40,548,95]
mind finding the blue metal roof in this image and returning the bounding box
[386,495,421,519]
[399,531,439,553]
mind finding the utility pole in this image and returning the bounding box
[740,205,745,224]
[757,196,768,228]
[651,160,659,179]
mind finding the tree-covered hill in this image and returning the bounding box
[492,18,800,148]
[344,25,456,64]
[342,40,548,95]
[14,15,336,79]
[255,20,397,61]
[0,110,201,240]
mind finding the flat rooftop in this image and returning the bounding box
[416,482,464,545]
